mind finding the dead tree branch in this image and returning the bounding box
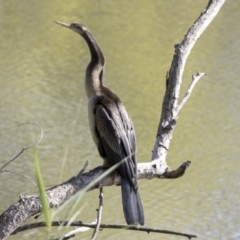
[91,188,103,240]
[12,221,197,239]
[0,123,43,172]
[54,220,97,240]
[0,161,190,239]
[151,0,225,165]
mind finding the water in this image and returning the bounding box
[0,1,239,239]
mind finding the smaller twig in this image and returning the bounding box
[91,187,103,240]
[162,161,191,179]
[1,169,37,187]
[54,220,96,240]
[177,71,206,115]
[77,161,88,177]
[53,187,103,240]
[17,123,43,150]
[12,221,197,239]
[0,123,43,172]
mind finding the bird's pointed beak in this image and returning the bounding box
[54,21,71,29]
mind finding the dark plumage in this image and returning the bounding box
[55,21,144,225]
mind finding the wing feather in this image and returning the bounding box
[95,102,137,190]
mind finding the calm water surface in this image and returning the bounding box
[0,1,239,239]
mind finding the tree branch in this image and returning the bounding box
[91,188,103,240]
[151,0,225,162]
[12,221,197,239]
[54,220,97,240]
[0,123,43,172]
[177,72,206,115]
[0,161,190,239]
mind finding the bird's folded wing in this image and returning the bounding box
[95,105,136,182]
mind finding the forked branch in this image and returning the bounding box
[151,0,225,164]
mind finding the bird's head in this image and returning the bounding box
[55,21,88,35]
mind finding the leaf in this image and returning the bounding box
[34,151,51,232]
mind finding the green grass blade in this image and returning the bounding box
[34,151,51,231]
[53,158,125,220]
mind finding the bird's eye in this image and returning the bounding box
[71,23,78,28]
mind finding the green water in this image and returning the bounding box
[0,1,239,239]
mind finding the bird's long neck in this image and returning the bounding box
[82,31,105,98]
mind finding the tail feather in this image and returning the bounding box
[121,178,144,225]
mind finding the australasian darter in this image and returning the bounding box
[55,21,144,225]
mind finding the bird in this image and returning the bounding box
[55,21,144,226]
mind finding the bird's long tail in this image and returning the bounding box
[121,178,144,225]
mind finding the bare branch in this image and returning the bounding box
[0,123,43,172]
[0,161,189,239]
[54,220,97,240]
[163,161,191,179]
[12,221,197,239]
[77,161,88,177]
[55,187,103,240]
[17,123,43,150]
[177,72,206,115]
[151,0,225,162]
[1,170,37,188]
[91,188,103,240]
